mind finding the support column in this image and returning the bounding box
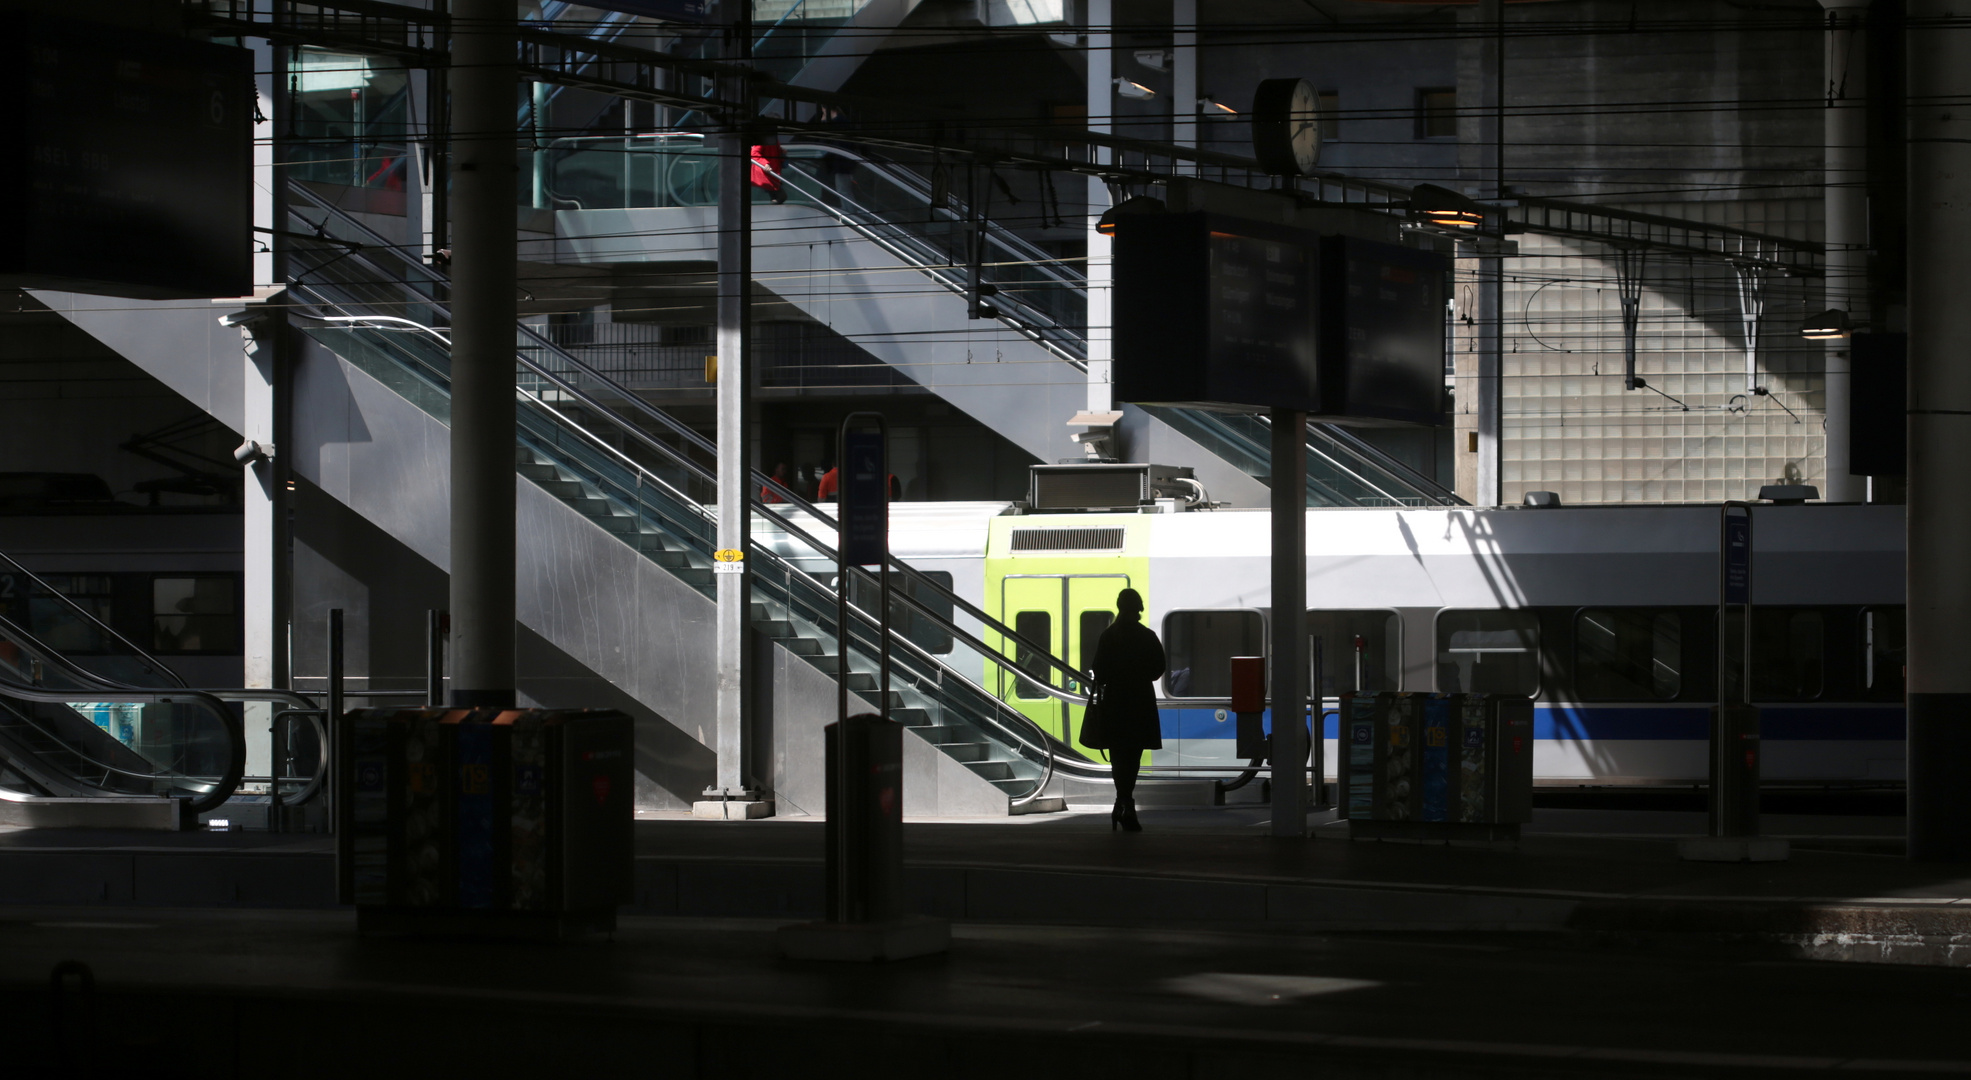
[1270,408,1308,838]
[1821,0,1868,502]
[1473,0,1504,506]
[1905,1,1971,861]
[1171,0,1197,158]
[708,17,760,807]
[446,0,518,707]
[1085,0,1114,414]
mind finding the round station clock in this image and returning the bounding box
[1251,78,1320,176]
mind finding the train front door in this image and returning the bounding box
[999,573,1130,753]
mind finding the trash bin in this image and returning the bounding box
[1338,692,1531,841]
[335,707,633,936]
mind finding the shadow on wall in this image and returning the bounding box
[517,624,715,811]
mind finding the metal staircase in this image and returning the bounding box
[287,180,1107,808]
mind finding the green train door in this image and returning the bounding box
[999,573,1129,754]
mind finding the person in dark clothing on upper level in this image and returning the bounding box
[1091,587,1165,832]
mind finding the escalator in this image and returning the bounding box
[542,136,1462,507]
[0,552,326,829]
[285,179,1148,807]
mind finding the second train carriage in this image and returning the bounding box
[799,499,1907,788]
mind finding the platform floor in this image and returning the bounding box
[3,805,1969,1076]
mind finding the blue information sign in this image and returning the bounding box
[1723,515,1751,605]
[841,431,887,567]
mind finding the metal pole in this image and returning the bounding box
[1714,502,1756,838]
[711,7,756,802]
[327,607,343,831]
[1270,407,1309,838]
[1906,0,1971,860]
[1475,0,1505,507]
[426,609,445,707]
[1821,0,1869,502]
[834,418,852,920]
[1085,0,1114,418]
[446,0,517,708]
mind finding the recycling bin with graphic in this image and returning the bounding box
[1338,692,1533,840]
[334,707,633,936]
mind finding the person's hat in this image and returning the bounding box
[1116,587,1144,613]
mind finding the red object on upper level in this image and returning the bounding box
[1230,656,1266,714]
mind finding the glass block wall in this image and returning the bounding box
[1467,199,1826,505]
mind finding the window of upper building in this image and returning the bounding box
[1416,88,1457,139]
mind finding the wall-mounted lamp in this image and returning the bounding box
[1095,195,1167,236]
[1115,77,1156,101]
[1133,49,1171,72]
[1800,308,1853,340]
[1407,183,1485,229]
[1198,96,1237,115]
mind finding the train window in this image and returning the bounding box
[1863,607,1906,699]
[1078,610,1113,676]
[1012,610,1051,699]
[1723,608,1824,701]
[152,576,239,654]
[1436,610,1539,695]
[20,575,114,655]
[1307,610,1400,694]
[1162,610,1264,698]
[1575,609,1681,701]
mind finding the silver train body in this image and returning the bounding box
[788,500,1908,787]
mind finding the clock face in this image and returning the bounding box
[1251,77,1321,176]
[1288,80,1320,173]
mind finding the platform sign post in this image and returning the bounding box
[1682,502,1785,861]
[1270,408,1310,838]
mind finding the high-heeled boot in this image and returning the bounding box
[1120,801,1142,833]
[1110,801,1126,831]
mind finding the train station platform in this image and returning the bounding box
[3,805,1969,1077]
[0,800,1960,956]
[1,803,1969,1078]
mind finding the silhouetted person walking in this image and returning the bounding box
[1091,587,1164,832]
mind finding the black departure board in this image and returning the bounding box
[1208,229,1320,409]
[1114,211,1446,425]
[0,17,252,299]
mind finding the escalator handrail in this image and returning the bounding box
[1308,420,1465,506]
[0,549,188,688]
[288,181,1101,700]
[0,612,329,796]
[0,673,245,814]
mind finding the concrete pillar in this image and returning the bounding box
[1459,0,1505,507]
[1171,0,1197,157]
[1085,0,1113,414]
[710,20,759,804]
[1821,0,1868,502]
[1905,1,1971,861]
[446,0,518,707]
[1270,409,1308,838]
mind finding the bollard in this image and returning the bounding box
[825,713,903,924]
[777,713,949,962]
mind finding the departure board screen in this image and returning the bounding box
[1206,230,1321,410]
[1327,237,1448,426]
[0,17,252,299]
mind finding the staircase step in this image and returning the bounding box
[778,637,823,657]
[674,568,713,587]
[938,742,988,763]
[531,479,585,499]
[891,707,931,727]
[991,778,1037,795]
[517,462,562,481]
[753,619,795,638]
[966,761,1015,782]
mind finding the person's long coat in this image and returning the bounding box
[1092,614,1166,750]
